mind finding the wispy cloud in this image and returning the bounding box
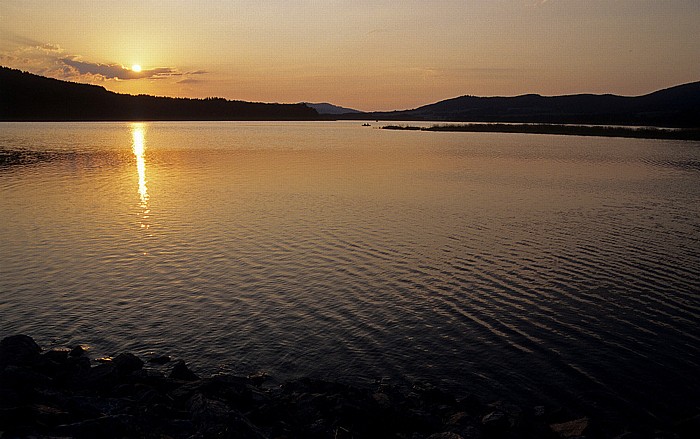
[177,78,204,84]
[61,57,181,80]
[0,33,207,85]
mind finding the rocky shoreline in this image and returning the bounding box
[0,335,695,438]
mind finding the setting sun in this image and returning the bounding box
[131,64,141,73]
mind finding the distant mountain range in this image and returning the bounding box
[0,67,317,121]
[304,103,361,115]
[1,66,698,127]
[344,82,700,127]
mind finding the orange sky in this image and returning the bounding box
[1,0,699,111]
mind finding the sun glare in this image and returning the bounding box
[131,64,142,72]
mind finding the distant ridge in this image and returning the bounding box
[304,102,361,115]
[343,82,700,128]
[0,67,318,121]
[1,67,698,127]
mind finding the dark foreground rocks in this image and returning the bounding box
[0,335,695,438]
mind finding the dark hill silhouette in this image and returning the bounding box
[344,82,700,128]
[304,102,361,115]
[0,67,318,121]
[2,66,698,126]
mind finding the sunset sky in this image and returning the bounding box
[1,0,698,111]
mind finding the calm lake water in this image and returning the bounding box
[1,121,699,424]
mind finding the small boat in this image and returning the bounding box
[362,123,371,127]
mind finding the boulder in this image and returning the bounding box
[550,417,589,438]
[148,355,171,365]
[169,359,199,381]
[481,410,509,431]
[428,433,465,439]
[69,345,85,357]
[0,335,41,368]
[112,352,144,375]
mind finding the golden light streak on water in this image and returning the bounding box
[131,123,150,231]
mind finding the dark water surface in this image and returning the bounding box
[1,121,698,424]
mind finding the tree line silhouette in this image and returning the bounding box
[0,67,318,121]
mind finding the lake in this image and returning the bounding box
[1,121,698,425]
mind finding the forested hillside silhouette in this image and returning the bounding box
[0,67,318,121]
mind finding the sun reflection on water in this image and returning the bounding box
[131,123,150,230]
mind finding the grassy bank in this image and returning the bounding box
[382,123,700,140]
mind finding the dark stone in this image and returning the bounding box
[458,394,483,415]
[533,405,547,417]
[0,334,41,368]
[42,349,69,364]
[550,417,589,438]
[412,381,456,405]
[148,355,171,365]
[481,410,509,431]
[248,371,269,387]
[428,433,465,439]
[188,392,230,424]
[56,414,135,438]
[169,359,199,381]
[33,403,73,426]
[0,364,52,388]
[0,335,673,438]
[0,405,34,430]
[112,352,144,374]
[82,363,119,390]
[69,355,92,369]
[613,432,644,439]
[198,374,254,409]
[674,412,700,438]
[69,345,85,357]
[49,355,91,383]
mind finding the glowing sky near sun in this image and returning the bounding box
[1,0,698,111]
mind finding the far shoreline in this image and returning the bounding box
[381,123,700,141]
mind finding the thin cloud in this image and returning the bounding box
[177,78,204,84]
[61,58,181,80]
[39,43,61,52]
[0,35,207,85]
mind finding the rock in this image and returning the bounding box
[613,432,643,439]
[447,411,470,426]
[0,334,41,368]
[198,374,254,410]
[33,403,72,426]
[674,412,700,438]
[112,352,144,374]
[412,380,456,405]
[482,410,509,430]
[148,355,171,365]
[169,359,199,381]
[82,363,119,390]
[188,392,232,424]
[42,349,69,364]
[0,364,51,387]
[247,371,269,387]
[69,345,85,357]
[550,417,589,438]
[428,433,465,439]
[56,414,135,438]
[457,394,483,415]
[372,391,392,409]
[188,392,266,438]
